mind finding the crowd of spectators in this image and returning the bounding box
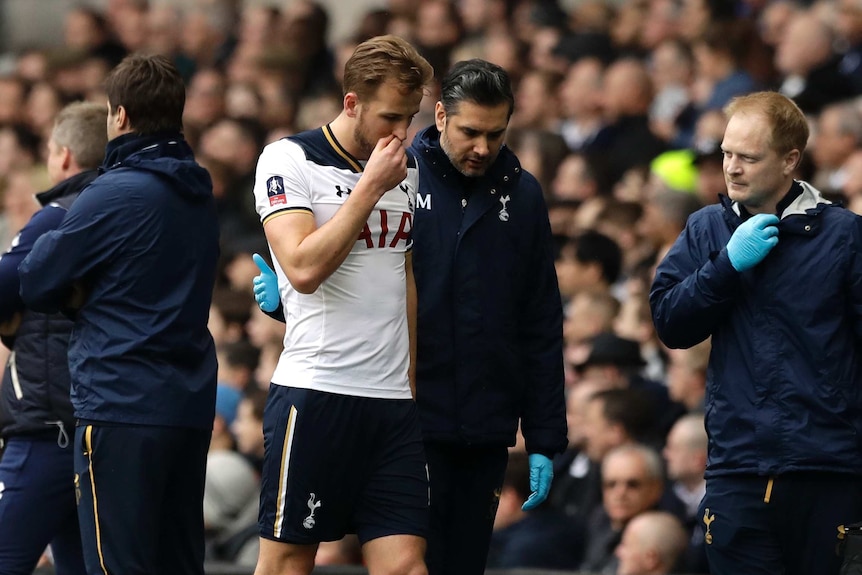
[1,0,861,572]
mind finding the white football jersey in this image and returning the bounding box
[253,125,416,399]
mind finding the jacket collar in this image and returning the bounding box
[101,131,187,172]
[721,180,833,236]
[35,169,99,207]
[722,180,831,221]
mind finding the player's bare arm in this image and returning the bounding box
[264,135,408,294]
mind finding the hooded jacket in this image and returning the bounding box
[0,170,98,441]
[650,182,862,477]
[19,132,220,430]
[408,125,567,456]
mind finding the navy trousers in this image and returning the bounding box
[424,442,509,575]
[74,424,210,575]
[0,437,85,575]
[700,473,862,575]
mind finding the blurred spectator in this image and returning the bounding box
[24,82,64,139]
[665,339,711,412]
[486,451,585,570]
[811,100,862,197]
[576,332,684,439]
[776,9,857,115]
[62,6,126,68]
[555,230,622,302]
[582,388,660,463]
[213,383,241,446]
[209,286,252,346]
[216,339,260,394]
[565,289,620,354]
[281,0,337,97]
[203,448,260,566]
[615,511,689,575]
[198,117,266,248]
[548,380,608,520]
[588,57,667,187]
[836,0,862,93]
[662,413,710,575]
[638,186,704,256]
[678,0,737,42]
[692,21,760,113]
[146,4,194,80]
[842,149,862,210]
[558,56,606,152]
[184,68,227,136]
[759,1,801,48]
[0,124,40,179]
[648,38,695,144]
[550,152,603,204]
[580,443,667,574]
[505,128,569,194]
[663,414,707,525]
[245,305,284,390]
[594,199,648,277]
[1,166,46,248]
[511,70,563,131]
[230,387,266,473]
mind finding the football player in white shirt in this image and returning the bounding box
[250,35,434,575]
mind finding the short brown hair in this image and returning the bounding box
[724,91,809,157]
[341,35,433,100]
[52,101,108,170]
[104,53,185,134]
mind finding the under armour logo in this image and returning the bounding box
[335,185,352,198]
[303,493,322,529]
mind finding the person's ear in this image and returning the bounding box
[344,92,359,118]
[644,548,662,571]
[434,101,446,132]
[60,146,73,171]
[784,149,801,175]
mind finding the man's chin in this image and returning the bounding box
[458,163,487,177]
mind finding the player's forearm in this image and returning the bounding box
[275,184,383,294]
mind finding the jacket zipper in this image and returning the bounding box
[9,351,22,400]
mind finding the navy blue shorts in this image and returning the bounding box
[259,385,429,545]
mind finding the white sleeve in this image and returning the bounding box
[253,139,312,224]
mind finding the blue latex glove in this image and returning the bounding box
[521,453,553,511]
[726,213,780,272]
[252,253,280,312]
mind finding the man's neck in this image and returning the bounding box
[328,113,365,160]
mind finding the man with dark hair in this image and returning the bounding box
[556,230,624,300]
[0,101,107,575]
[408,58,567,574]
[19,54,220,575]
